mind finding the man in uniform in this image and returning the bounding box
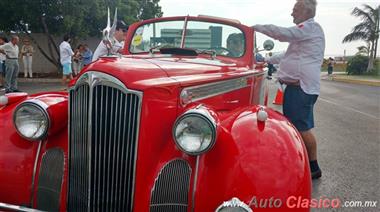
[253,0,325,179]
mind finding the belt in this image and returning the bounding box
[6,57,18,60]
[279,79,300,86]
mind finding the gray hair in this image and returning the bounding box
[298,0,317,17]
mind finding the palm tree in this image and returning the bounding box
[356,45,370,56]
[342,4,379,71]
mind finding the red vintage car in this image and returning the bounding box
[0,15,311,212]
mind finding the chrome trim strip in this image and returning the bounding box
[30,141,43,207]
[180,73,264,105]
[191,156,200,212]
[0,202,44,212]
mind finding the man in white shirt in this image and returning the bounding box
[92,20,128,62]
[253,0,325,179]
[59,34,74,85]
[0,35,20,93]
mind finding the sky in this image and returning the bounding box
[159,0,379,57]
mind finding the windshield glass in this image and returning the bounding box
[129,20,245,57]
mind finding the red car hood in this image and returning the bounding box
[82,55,247,91]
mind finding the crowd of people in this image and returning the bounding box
[0,19,129,91]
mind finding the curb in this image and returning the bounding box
[330,77,380,87]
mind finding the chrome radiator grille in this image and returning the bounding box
[150,160,191,212]
[68,72,142,212]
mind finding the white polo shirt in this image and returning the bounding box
[92,39,124,62]
[254,18,325,95]
[59,41,74,65]
[0,42,19,59]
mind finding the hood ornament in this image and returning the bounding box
[102,7,118,52]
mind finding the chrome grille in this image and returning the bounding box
[68,72,142,212]
[36,148,64,211]
[150,159,191,212]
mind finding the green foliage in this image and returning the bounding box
[346,55,369,75]
[0,0,163,69]
[370,59,380,75]
[0,0,162,38]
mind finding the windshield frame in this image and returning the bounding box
[127,16,247,58]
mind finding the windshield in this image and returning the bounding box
[129,20,245,57]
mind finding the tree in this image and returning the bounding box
[356,45,370,56]
[0,0,162,70]
[342,4,379,71]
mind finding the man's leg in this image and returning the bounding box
[4,61,13,92]
[300,130,317,161]
[11,62,19,91]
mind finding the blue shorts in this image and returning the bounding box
[62,63,72,75]
[283,85,318,132]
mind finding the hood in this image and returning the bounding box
[80,55,249,91]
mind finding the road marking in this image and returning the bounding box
[319,97,380,120]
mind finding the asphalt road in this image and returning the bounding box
[268,79,380,212]
[18,78,380,211]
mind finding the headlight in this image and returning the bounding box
[13,101,50,141]
[173,106,217,155]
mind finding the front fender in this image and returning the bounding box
[194,105,310,211]
[0,92,69,210]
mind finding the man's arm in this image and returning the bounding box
[253,24,312,43]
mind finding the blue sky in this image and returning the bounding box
[159,0,379,57]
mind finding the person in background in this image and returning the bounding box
[59,34,74,86]
[0,36,8,88]
[253,0,325,179]
[72,44,83,76]
[267,52,277,79]
[327,57,334,75]
[21,38,35,78]
[81,44,93,66]
[92,20,128,61]
[226,33,244,57]
[0,35,21,93]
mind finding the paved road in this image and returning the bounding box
[268,79,380,211]
[18,81,64,94]
[18,79,380,211]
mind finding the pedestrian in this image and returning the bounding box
[327,57,334,75]
[0,35,21,93]
[81,44,93,66]
[92,20,128,61]
[267,52,277,79]
[226,33,244,57]
[59,34,74,86]
[21,38,34,78]
[253,0,325,179]
[72,44,83,76]
[0,36,8,88]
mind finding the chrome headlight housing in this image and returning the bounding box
[13,100,50,141]
[173,106,217,155]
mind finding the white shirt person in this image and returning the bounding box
[253,18,325,95]
[92,20,128,62]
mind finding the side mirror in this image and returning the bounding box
[263,40,274,51]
